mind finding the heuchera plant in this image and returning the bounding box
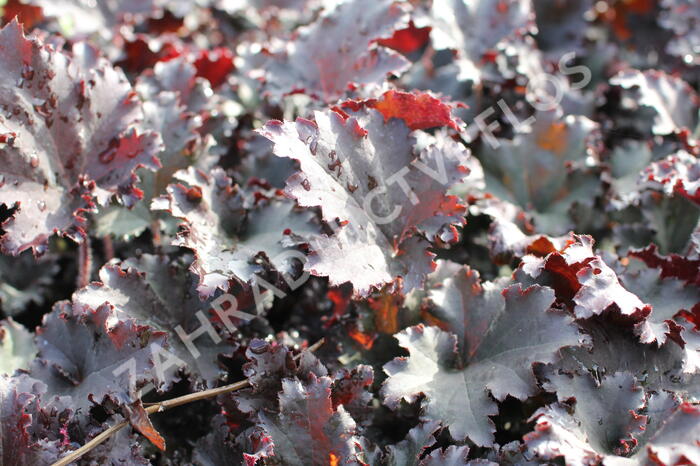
[0,0,698,465]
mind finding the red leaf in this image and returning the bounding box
[348,327,376,350]
[376,21,431,54]
[117,36,183,73]
[324,286,353,328]
[125,401,166,451]
[630,244,700,286]
[194,48,235,88]
[1,0,43,29]
[342,90,460,131]
[368,289,403,334]
[146,10,185,34]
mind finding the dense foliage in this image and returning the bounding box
[0,0,699,464]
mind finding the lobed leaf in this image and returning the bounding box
[382,283,586,446]
[0,20,161,255]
